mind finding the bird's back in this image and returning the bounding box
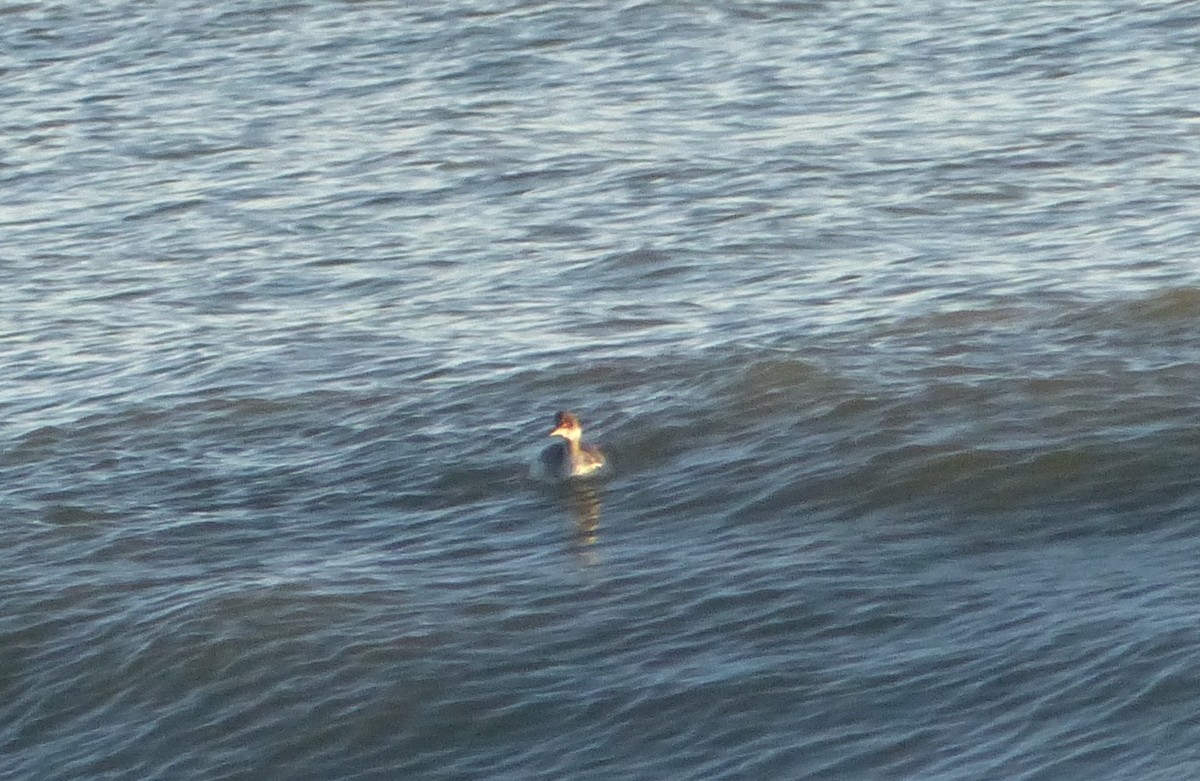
[536,440,570,479]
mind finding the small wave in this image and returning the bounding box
[1054,286,1200,340]
[1122,286,1200,324]
[41,504,116,525]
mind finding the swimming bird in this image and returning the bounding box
[535,411,608,480]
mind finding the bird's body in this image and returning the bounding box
[533,411,607,480]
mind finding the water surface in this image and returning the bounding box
[4,1,1200,779]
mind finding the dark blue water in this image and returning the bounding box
[5,1,1200,778]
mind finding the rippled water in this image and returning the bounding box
[5,1,1200,779]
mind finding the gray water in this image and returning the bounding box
[5,1,1200,778]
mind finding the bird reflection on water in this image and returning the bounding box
[567,481,601,563]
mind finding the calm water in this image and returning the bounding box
[5,1,1200,778]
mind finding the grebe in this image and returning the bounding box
[535,411,607,480]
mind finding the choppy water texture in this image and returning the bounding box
[5,1,1200,779]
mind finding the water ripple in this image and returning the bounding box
[5,0,1200,778]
